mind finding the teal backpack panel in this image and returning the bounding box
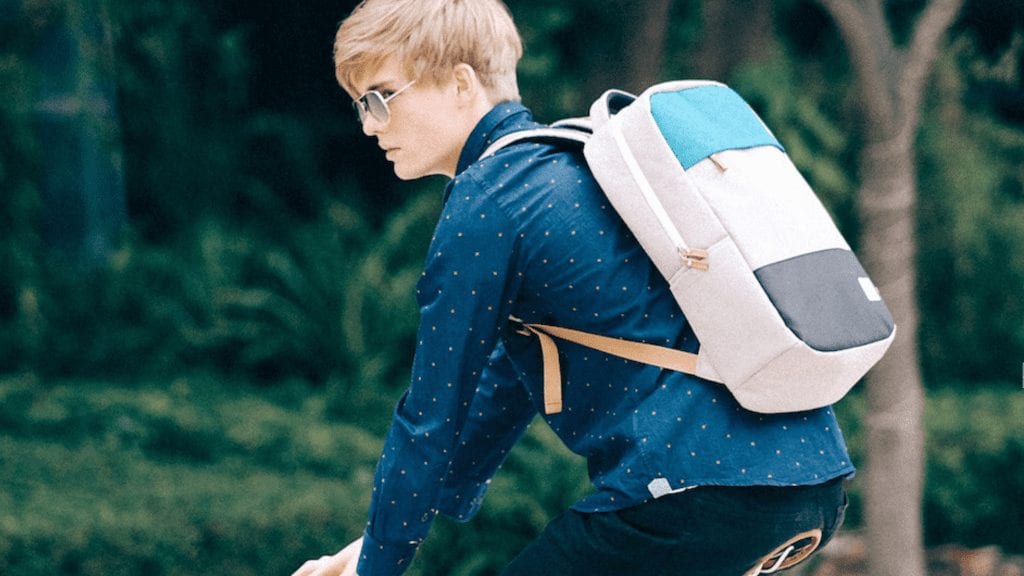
[650,85,783,169]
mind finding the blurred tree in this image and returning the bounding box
[694,0,774,81]
[0,1,43,373]
[108,0,239,239]
[917,1,1024,386]
[508,0,684,118]
[29,0,125,267]
[815,1,965,576]
[581,0,674,96]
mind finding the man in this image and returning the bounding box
[294,1,852,575]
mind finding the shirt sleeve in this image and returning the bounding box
[437,341,535,522]
[357,182,521,576]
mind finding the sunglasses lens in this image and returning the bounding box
[354,81,413,125]
[352,100,368,123]
[365,92,389,123]
[353,94,386,124]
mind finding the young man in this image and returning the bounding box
[293,1,852,575]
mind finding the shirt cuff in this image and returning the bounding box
[356,530,420,576]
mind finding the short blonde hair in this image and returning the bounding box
[334,0,523,102]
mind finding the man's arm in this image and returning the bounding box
[357,188,521,576]
[438,342,535,521]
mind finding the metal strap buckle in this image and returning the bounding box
[508,315,531,336]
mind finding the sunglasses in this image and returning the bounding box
[352,79,417,125]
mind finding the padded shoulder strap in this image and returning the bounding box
[479,126,591,161]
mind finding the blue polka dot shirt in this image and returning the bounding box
[357,103,855,576]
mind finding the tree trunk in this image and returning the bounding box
[858,120,929,576]
[815,1,964,575]
[695,0,774,82]
[584,0,674,97]
[621,0,673,93]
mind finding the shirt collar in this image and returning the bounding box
[455,101,534,176]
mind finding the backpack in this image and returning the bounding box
[481,80,896,415]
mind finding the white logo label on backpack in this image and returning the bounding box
[859,277,882,302]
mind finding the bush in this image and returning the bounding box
[833,385,1024,553]
[0,32,43,375]
[409,423,589,576]
[0,373,379,575]
[917,37,1024,386]
[923,386,1024,550]
[4,372,1020,575]
[0,371,589,576]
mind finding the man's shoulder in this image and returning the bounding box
[458,138,594,196]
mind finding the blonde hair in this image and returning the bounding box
[334,0,523,102]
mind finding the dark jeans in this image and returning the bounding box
[501,478,848,576]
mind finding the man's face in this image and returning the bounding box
[351,58,467,180]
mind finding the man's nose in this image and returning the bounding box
[361,114,384,137]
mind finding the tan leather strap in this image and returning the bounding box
[517,322,699,415]
[521,324,565,414]
[743,529,822,576]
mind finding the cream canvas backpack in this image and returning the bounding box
[483,80,896,414]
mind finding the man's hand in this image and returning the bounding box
[291,537,363,576]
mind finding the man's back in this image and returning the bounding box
[430,101,854,514]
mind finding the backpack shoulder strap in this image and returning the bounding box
[479,123,592,161]
[511,318,701,415]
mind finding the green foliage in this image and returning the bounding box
[409,424,589,576]
[2,0,1016,394]
[0,373,590,575]
[510,0,704,120]
[918,36,1024,385]
[510,1,591,120]
[2,1,1023,571]
[339,190,441,394]
[18,196,369,384]
[923,387,1024,550]
[0,372,379,576]
[1,375,1020,575]
[832,388,1024,553]
[108,0,244,238]
[175,199,370,384]
[832,391,866,529]
[0,25,43,375]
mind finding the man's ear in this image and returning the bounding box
[452,63,482,104]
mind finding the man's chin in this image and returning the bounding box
[392,162,439,181]
[392,166,419,181]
